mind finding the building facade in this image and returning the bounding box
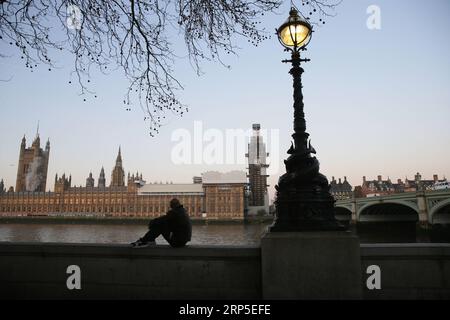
[86,172,94,188]
[330,177,353,200]
[202,171,247,219]
[358,173,446,197]
[1,143,247,220]
[110,147,125,187]
[246,124,270,215]
[0,174,246,220]
[98,167,106,188]
[15,134,50,192]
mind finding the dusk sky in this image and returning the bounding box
[1,0,449,201]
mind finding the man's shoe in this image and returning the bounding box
[130,239,156,248]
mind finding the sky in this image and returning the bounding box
[1,0,450,202]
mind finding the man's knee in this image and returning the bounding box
[148,216,168,229]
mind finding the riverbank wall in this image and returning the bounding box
[0,241,449,299]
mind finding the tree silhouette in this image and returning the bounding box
[0,0,340,135]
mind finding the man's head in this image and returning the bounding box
[170,198,181,209]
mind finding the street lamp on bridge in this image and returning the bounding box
[269,7,345,232]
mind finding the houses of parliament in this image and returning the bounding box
[0,133,247,220]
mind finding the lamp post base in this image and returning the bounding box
[269,198,346,232]
[269,218,345,232]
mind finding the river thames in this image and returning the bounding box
[0,223,270,245]
[0,221,449,244]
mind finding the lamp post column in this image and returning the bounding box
[260,8,361,301]
[269,50,344,232]
[291,51,308,153]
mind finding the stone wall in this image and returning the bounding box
[0,241,449,299]
[361,243,450,299]
[0,242,261,299]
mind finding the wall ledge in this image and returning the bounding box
[361,243,450,257]
[0,241,261,260]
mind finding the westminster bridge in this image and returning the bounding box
[335,189,450,225]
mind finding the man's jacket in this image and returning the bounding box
[166,205,192,247]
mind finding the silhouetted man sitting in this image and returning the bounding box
[131,198,192,248]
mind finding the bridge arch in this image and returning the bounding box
[430,198,450,224]
[357,201,419,222]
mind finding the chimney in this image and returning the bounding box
[377,175,382,182]
[332,176,335,182]
[363,176,366,183]
[433,174,438,182]
[338,178,342,184]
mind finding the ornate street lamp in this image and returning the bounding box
[269,8,345,232]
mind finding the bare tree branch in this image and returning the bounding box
[0,0,340,135]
